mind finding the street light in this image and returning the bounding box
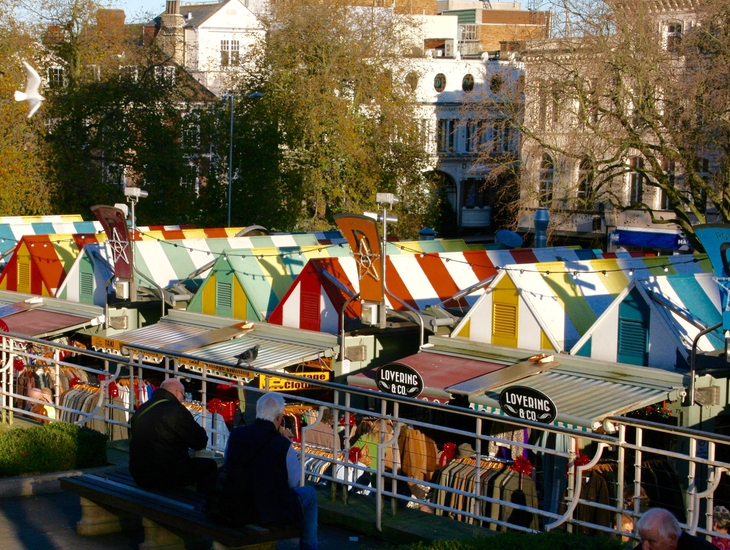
[227,91,264,227]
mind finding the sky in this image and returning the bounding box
[110,0,167,23]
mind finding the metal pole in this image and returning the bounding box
[227,94,234,228]
[129,197,137,301]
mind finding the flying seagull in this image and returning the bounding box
[235,344,260,366]
[14,61,44,118]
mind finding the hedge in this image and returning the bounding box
[394,531,625,550]
[0,423,107,477]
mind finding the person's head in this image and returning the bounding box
[160,378,185,402]
[256,392,286,427]
[714,506,730,533]
[618,513,634,542]
[40,387,53,403]
[636,508,682,550]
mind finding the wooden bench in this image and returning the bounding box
[59,469,302,550]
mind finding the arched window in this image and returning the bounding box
[629,157,644,205]
[660,159,675,210]
[539,154,554,206]
[578,159,594,209]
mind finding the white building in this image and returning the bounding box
[146,0,265,97]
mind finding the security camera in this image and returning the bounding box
[123,187,148,199]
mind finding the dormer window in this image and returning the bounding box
[666,22,682,52]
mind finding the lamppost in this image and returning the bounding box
[227,91,264,227]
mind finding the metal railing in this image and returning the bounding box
[2,330,729,542]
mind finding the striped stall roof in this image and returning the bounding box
[57,233,323,306]
[452,253,711,353]
[0,215,85,224]
[268,247,612,333]
[187,244,353,321]
[0,234,102,296]
[638,273,723,352]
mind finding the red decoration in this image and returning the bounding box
[207,398,222,414]
[13,358,24,371]
[574,452,591,467]
[439,442,457,468]
[510,455,534,475]
[349,446,362,463]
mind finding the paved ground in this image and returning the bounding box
[0,491,395,550]
[0,425,480,550]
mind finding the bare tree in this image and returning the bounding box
[479,0,730,250]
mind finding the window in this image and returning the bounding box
[462,74,474,93]
[462,178,488,208]
[578,159,595,208]
[538,82,548,130]
[120,65,138,82]
[154,65,175,86]
[466,120,486,152]
[660,159,675,210]
[666,22,682,53]
[182,122,201,149]
[539,154,554,206]
[221,40,240,67]
[465,120,475,152]
[437,118,457,152]
[629,157,644,205]
[694,157,710,213]
[85,65,101,82]
[490,74,503,94]
[492,119,511,153]
[434,73,446,93]
[460,24,477,41]
[405,72,419,92]
[551,84,561,124]
[48,67,66,89]
[182,164,200,196]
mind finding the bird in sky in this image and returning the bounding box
[235,344,260,366]
[14,61,44,118]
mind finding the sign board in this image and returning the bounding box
[334,214,384,303]
[90,336,163,363]
[259,370,331,392]
[91,205,132,279]
[375,363,424,398]
[182,359,255,382]
[499,386,557,424]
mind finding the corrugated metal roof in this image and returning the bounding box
[178,333,335,373]
[91,311,338,377]
[470,368,685,431]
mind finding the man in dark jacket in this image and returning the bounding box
[224,392,318,550]
[634,508,717,550]
[129,378,216,490]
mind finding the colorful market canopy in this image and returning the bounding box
[451,253,711,355]
[268,247,624,333]
[57,234,325,306]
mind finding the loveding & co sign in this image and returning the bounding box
[376,363,424,398]
[499,386,557,424]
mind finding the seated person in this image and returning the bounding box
[223,392,318,550]
[129,378,216,490]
